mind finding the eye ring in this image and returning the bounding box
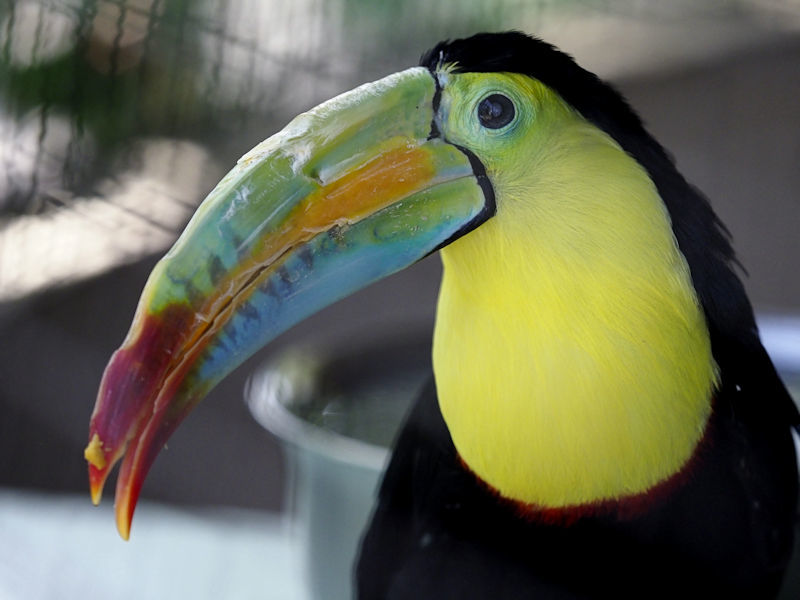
[477,94,515,129]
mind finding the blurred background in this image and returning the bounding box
[0,1,798,598]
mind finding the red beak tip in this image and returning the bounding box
[89,481,104,506]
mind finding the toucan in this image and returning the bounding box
[85,32,798,598]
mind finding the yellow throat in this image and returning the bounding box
[432,81,717,509]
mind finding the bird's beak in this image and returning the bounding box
[85,66,493,539]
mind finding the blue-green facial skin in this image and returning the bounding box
[142,67,488,405]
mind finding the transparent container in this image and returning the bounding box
[248,315,800,600]
[247,333,431,600]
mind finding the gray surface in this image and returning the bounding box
[622,38,800,310]
[0,489,305,600]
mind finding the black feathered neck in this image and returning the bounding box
[420,32,797,424]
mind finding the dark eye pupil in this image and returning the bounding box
[477,94,515,129]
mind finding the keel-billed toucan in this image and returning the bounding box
[85,32,798,597]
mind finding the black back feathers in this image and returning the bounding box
[420,32,798,426]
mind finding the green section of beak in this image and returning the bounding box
[150,67,449,313]
[85,66,493,538]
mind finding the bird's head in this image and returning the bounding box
[86,32,734,538]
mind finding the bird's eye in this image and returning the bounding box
[477,94,515,129]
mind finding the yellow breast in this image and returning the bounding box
[432,112,717,509]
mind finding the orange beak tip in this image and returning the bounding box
[115,499,133,541]
[117,520,131,542]
[88,469,106,506]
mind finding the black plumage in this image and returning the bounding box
[358,377,795,598]
[356,32,798,599]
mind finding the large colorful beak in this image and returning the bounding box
[84,67,493,539]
